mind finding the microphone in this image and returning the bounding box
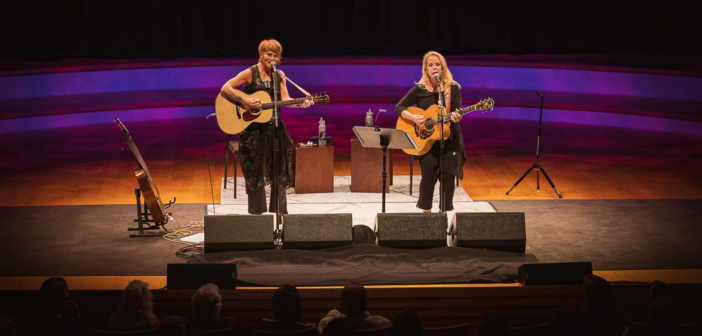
[270,61,278,73]
[433,73,440,82]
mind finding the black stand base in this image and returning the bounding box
[130,188,165,238]
[506,160,562,198]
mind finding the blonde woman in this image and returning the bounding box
[221,39,313,215]
[396,51,466,212]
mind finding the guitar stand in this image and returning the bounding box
[505,91,562,198]
[130,188,175,238]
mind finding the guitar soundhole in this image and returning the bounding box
[242,110,261,122]
[419,128,434,140]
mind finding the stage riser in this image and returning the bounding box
[2,284,702,332]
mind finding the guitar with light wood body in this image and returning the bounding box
[396,98,494,156]
[215,89,330,135]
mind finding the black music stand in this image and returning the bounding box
[353,126,418,213]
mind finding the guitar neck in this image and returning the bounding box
[438,104,479,122]
[261,97,310,110]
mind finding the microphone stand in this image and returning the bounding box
[435,76,446,212]
[271,62,283,248]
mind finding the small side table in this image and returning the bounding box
[350,137,393,193]
[294,145,334,194]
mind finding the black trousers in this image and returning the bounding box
[247,184,287,215]
[417,161,456,211]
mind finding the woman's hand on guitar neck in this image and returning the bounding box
[294,96,314,108]
[450,110,462,122]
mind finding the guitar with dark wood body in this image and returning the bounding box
[115,118,168,225]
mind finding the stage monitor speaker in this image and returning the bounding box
[376,213,447,248]
[204,215,274,252]
[451,212,526,253]
[518,262,593,286]
[282,213,353,249]
[167,263,237,289]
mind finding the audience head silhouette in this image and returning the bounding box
[340,282,368,317]
[40,277,70,313]
[109,279,158,331]
[273,284,303,326]
[478,312,508,336]
[192,283,223,320]
[581,274,620,328]
[390,309,423,336]
[648,280,675,306]
[322,317,356,336]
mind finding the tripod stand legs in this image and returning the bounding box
[506,161,562,198]
[537,165,562,198]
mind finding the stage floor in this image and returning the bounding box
[1,117,701,286]
[1,199,700,279]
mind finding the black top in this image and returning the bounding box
[395,82,466,179]
[239,64,295,193]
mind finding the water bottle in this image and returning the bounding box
[318,117,327,146]
[365,110,374,127]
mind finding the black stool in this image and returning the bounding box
[224,135,240,199]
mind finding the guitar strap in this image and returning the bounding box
[279,71,311,97]
[441,79,451,113]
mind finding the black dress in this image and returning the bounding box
[395,82,466,210]
[239,64,295,214]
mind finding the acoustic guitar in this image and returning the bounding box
[396,98,495,156]
[115,118,168,225]
[215,89,330,135]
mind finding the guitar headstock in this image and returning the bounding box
[475,97,495,112]
[114,117,130,134]
[312,93,331,104]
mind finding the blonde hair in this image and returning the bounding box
[258,39,283,64]
[418,51,455,90]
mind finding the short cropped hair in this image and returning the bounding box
[340,282,367,317]
[273,284,302,326]
[259,39,282,57]
[191,284,222,320]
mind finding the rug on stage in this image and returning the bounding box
[212,175,495,229]
[188,244,539,286]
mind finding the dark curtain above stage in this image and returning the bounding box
[1,0,699,60]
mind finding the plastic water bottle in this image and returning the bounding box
[365,110,374,127]
[318,118,327,146]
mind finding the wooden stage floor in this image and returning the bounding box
[1,116,701,288]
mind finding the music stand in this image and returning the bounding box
[353,126,418,213]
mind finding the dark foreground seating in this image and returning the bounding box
[255,326,318,336]
[423,322,470,336]
[507,323,549,336]
[90,329,158,336]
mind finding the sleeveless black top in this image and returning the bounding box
[239,64,295,193]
